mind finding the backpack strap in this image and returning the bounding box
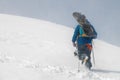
[79,26,86,37]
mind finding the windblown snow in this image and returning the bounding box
[0,14,120,80]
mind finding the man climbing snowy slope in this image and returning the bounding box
[72,12,97,69]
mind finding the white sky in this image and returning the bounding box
[0,0,120,46]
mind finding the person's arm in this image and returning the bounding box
[86,20,97,38]
[90,24,97,39]
[72,25,79,47]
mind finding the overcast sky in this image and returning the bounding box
[0,0,120,46]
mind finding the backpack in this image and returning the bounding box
[79,24,97,38]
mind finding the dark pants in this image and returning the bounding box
[77,44,92,69]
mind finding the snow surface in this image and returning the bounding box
[0,14,120,80]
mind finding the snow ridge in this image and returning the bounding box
[0,14,120,80]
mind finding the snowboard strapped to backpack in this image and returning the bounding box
[73,12,97,38]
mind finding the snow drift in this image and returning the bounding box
[0,14,120,80]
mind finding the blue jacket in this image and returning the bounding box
[72,25,97,45]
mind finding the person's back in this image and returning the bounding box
[72,25,94,45]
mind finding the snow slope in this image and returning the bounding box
[0,14,120,80]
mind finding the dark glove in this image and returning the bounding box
[74,51,77,56]
[73,42,76,47]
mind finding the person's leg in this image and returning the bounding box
[85,47,92,69]
[77,44,86,60]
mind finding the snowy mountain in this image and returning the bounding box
[0,14,120,80]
